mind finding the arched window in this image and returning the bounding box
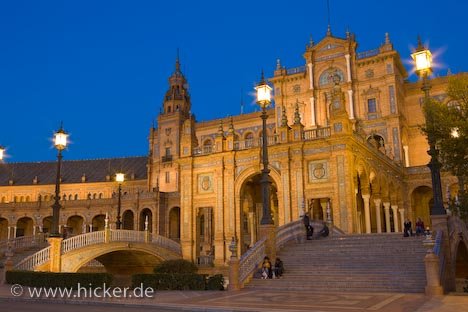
[319,68,345,87]
[74,194,78,200]
[245,132,254,148]
[203,139,213,153]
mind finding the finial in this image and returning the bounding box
[417,35,423,50]
[294,100,302,125]
[259,69,266,85]
[327,24,332,36]
[447,68,452,76]
[276,58,281,70]
[240,88,244,115]
[346,28,350,39]
[175,48,181,72]
[385,32,390,44]
[281,106,288,127]
[308,35,314,48]
[217,119,224,136]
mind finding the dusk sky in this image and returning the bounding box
[0,0,466,162]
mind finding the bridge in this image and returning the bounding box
[13,229,182,274]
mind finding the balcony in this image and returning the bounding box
[161,155,173,162]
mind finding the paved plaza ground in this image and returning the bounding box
[0,284,467,312]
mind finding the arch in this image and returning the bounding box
[168,207,180,241]
[42,216,53,233]
[92,214,106,231]
[0,217,8,240]
[66,215,84,236]
[244,132,254,148]
[411,186,432,228]
[122,210,134,230]
[16,217,33,237]
[139,208,153,232]
[202,138,213,153]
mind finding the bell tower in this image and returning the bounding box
[148,56,192,193]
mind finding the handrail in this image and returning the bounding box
[239,237,266,284]
[14,230,182,271]
[15,246,51,271]
[0,234,47,252]
[276,219,304,250]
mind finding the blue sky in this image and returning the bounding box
[0,0,466,162]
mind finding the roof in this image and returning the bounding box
[0,156,148,186]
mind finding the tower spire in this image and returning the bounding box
[326,0,332,36]
[175,48,181,73]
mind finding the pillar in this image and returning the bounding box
[307,63,314,90]
[309,97,316,127]
[347,89,355,119]
[391,205,399,232]
[399,208,406,234]
[13,226,17,238]
[7,226,11,240]
[228,238,240,291]
[403,145,410,167]
[248,212,256,247]
[345,54,352,82]
[373,198,382,233]
[48,237,63,272]
[259,224,276,262]
[362,194,371,233]
[383,202,391,233]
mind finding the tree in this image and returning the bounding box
[422,74,468,219]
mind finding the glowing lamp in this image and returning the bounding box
[255,71,272,109]
[411,39,432,74]
[0,146,4,160]
[54,128,68,150]
[115,172,125,183]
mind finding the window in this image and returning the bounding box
[367,98,377,113]
[165,147,171,157]
[389,86,396,114]
[165,172,170,183]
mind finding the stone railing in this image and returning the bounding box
[0,234,47,254]
[357,48,380,60]
[14,229,182,271]
[62,231,106,253]
[238,237,266,285]
[286,66,306,75]
[433,230,446,286]
[276,219,305,250]
[150,233,182,256]
[15,246,51,271]
[303,127,331,141]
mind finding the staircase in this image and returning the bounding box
[246,233,427,293]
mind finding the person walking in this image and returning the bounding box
[403,218,413,237]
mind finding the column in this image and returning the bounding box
[345,54,352,82]
[347,89,355,119]
[309,97,316,127]
[373,198,382,233]
[248,212,256,247]
[383,202,391,233]
[7,226,11,239]
[13,226,17,238]
[399,208,405,234]
[307,63,314,90]
[403,145,410,167]
[33,225,36,236]
[391,205,399,232]
[362,194,371,234]
[89,224,93,232]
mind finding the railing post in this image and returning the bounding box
[259,224,276,263]
[423,233,443,296]
[228,237,240,291]
[104,214,111,243]
[48,237,63,272]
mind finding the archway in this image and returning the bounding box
[411,186,432,228]
[239,174,279,254]
[16,217,33,237]
[92,214,106,231]
[66,215,84,236]
[139,208,153,232]
[168,207,180,240]
[0,218,8,240]
[42,216,52,234]
[122,210,134,230]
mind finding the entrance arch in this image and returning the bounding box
[139,208,153,232]
[411,186,432,228]
[67,215,84,236]
[42,216,52,234]
[122,210,134,230]
[16,217,33,237]
[92,215,106,231]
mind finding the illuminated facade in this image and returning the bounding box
[0,31,462,267]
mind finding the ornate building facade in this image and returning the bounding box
[0,31,462,268]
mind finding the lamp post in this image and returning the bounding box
[411,37,445,216]
[115,172,125,229]
[0,146,5,161]
[255,71,274,225]
[51,125,68,237]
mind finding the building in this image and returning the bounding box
[0,30,462,268]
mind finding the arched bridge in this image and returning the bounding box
[15,230,182,273]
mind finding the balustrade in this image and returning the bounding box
[239,237,266,284]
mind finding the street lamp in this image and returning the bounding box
[51,124,68,237]
[0,146,5,161]
[115,172,125,229]
[411,37,445,215]
[255,71,274,225]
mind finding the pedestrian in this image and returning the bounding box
[415,217,424,236]
[303,213,313,240]
[274,258,284,278]
[403,218,413,237]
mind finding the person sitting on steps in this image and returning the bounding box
[318,223,329,238]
